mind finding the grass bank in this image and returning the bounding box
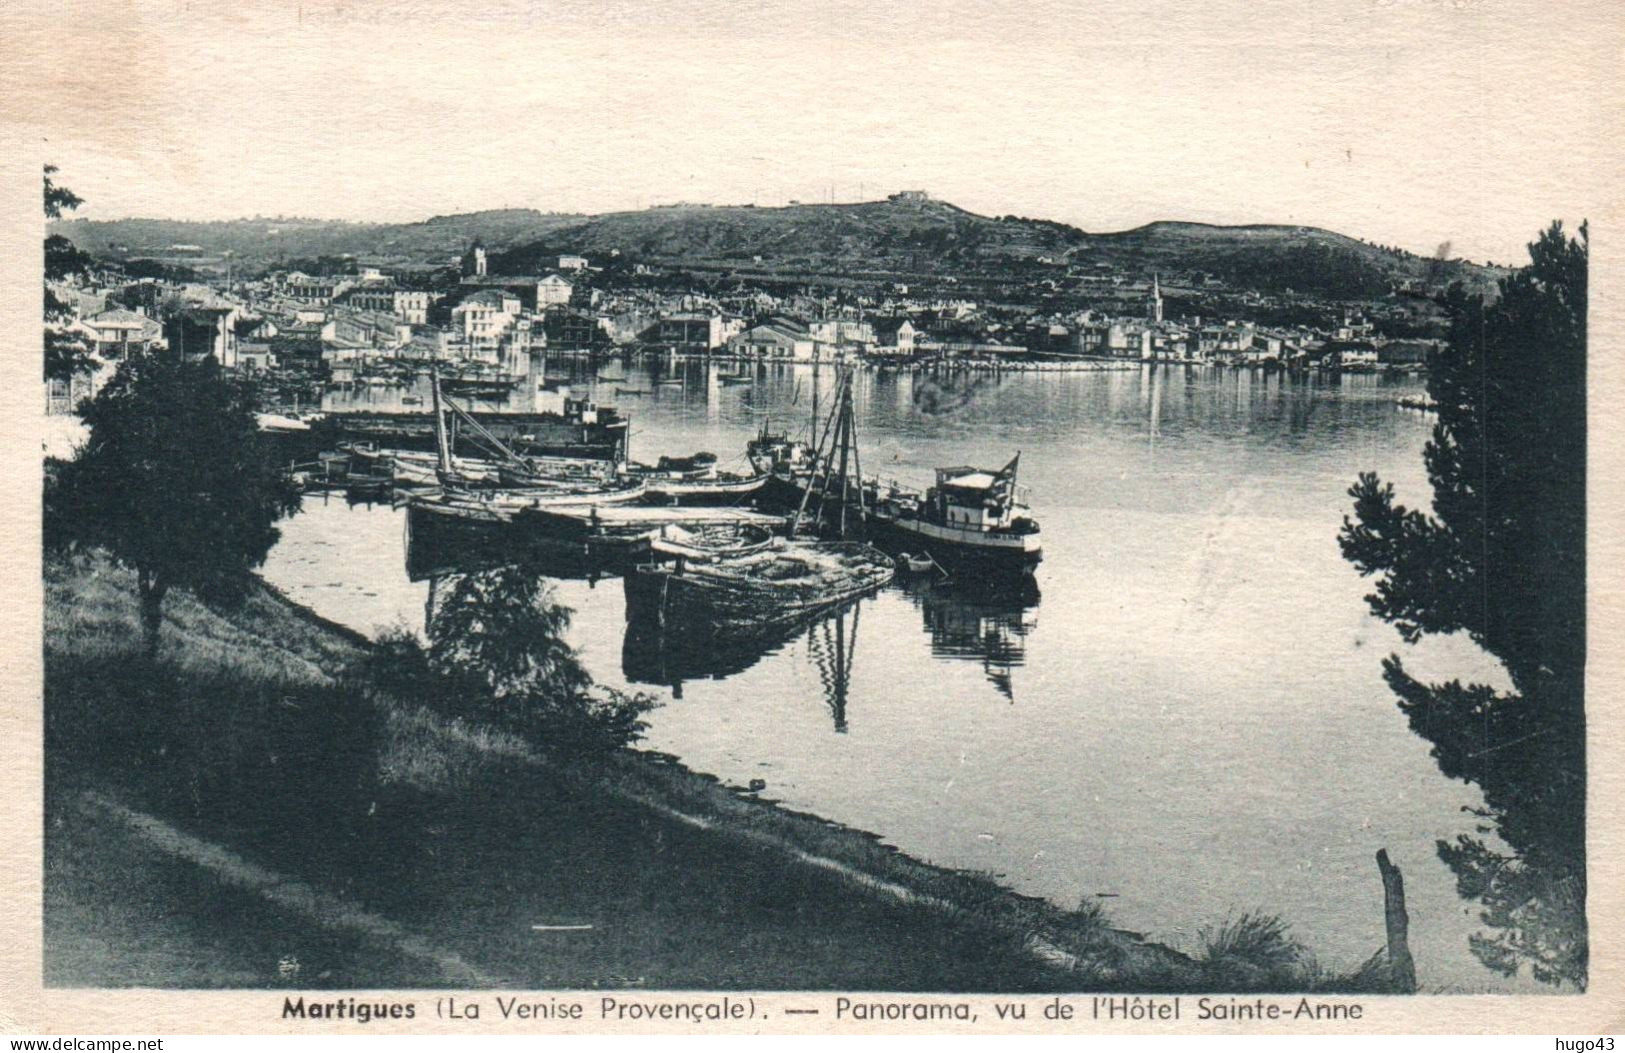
[43,551,1397,992]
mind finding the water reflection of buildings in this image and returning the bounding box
[902,578,1039,701]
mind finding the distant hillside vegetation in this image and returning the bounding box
[1089,221,1501,297]
[53,198,1503,296]
[50,209,582,265]
[494,201,1501,297]
[492,197,1084,270]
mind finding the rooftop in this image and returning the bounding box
[84,309,153,328]
[941,471,999,490]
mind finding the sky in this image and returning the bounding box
[5,0,1618,264]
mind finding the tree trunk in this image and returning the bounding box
[137,569,168,660]
[1377,849,1418,993]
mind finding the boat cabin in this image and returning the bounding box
[930,466,1027,531]
[748,432,814,475]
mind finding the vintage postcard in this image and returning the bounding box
[2,0,1621,1039]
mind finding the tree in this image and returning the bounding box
[45,353,303,656]
[369,562,655,753]
[44,165,94,382]
[1339,221,1587,987]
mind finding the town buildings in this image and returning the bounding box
[43,221,1447,424]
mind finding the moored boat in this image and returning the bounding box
[384,449,503,487]
[640,471,768,505]
[623,452,766,505]
[645,521,777,562]
[623,540,894,636]
[497,457,617,489]
[405,476,650,525]
[746,425,815,477]
[899,552,938,575]
[870,455,1042,579]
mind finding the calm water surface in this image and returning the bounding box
[262,359,1524,991]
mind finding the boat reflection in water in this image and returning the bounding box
[404,503,625,586]
[898,575,1040,702]
[622,594,870,734]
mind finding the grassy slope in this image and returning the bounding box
[45,553,1399,992]
[44,554,1200,991]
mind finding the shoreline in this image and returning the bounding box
[43,550,1400,993]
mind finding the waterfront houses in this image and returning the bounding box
[450,288,525,351]
[728,318,816,360]
[41,197,1458,431]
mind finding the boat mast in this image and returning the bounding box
[429,362,452,475]
[791,374,845,538]
[811,351,820,451]
[835,375,852,538]
[802,368,866,540]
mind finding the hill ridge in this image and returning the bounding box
[51,195,1500,297]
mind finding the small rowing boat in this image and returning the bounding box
[899,552,937,575]
[646,522,777,562]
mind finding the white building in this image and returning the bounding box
[872,318,920,354]
[536,274,574,307]
[809,319,874,349]
[451,289,523,350]
[728,321,816,360]
[78,308,162,359]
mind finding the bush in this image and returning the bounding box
[365,625,656,755]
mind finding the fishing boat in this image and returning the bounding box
[641,471,768,505]
[625,362,897,635]
[400,366,648,523]
[623,540,894,636]
[406,477,649,525]
[626,452,767,505]
[615,387,648,396]
[870,455,1043,578]
[497,456,617,489]
[746,421,815,477]
[378,449,503,487]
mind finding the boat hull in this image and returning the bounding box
[868,516,1043,578]
[639,473,768,506]
[623,542,895,636]
[405,479,650,524]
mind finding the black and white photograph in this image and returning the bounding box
[5,0,1619,1036]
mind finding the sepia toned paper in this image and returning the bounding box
[2,0,1622,1037]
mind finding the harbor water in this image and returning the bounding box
[260,359,1526,991]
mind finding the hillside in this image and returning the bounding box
[1089,221,1502,297]
[494,201,1501,297]
[494,197,1082,267]
[50,208,582,266]
[52,198,1504,297]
